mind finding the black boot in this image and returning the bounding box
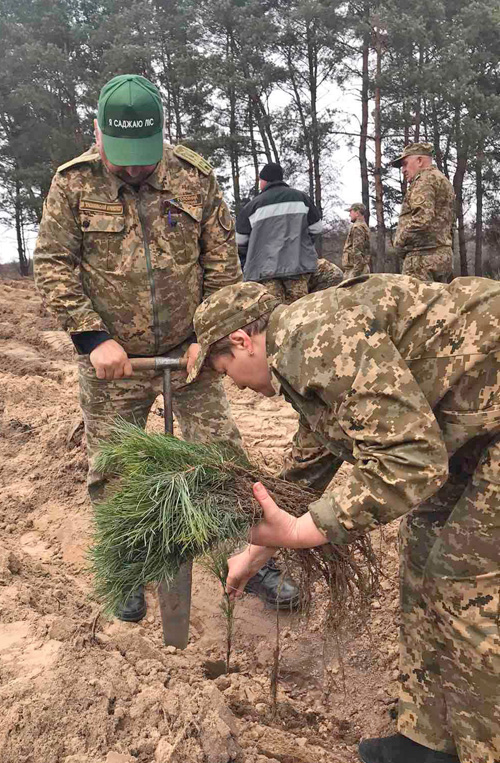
[244,558,300,610]
[115,585,147,623]
[359,734,459,763]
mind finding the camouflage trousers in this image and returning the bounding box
[262,258,344,305]
[77,352,242,502]
[281,422,500,762]
[342,260,371,280]
[401,247,453,283]
[398,438,500,763]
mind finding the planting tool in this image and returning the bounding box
[130,355,192,649]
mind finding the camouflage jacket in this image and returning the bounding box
[341,219,370,270]
[266,274,500,544]
[34,144,241,356]
[394,166,455,256]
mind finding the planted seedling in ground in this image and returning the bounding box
[200,545,236,675]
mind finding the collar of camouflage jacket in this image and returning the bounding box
[266,304,288,395]
[409,164,435,185]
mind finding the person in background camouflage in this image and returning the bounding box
[391,143,455,283]
[187,276,500,763]
[342,203,371,279]
[263,257,344,303]
[34,74,299,620]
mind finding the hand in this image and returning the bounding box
[226,545,276,600]
[250,482,328,549]
[184,342,201,375]
[89,339,133,380]
[249,482,299,547]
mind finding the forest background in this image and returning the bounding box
[0,0,499,277]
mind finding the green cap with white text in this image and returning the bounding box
[97,74,164,166]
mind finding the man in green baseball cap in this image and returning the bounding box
[97,74,164,167]
[93,74,164,186]
[34,72,247,622]
[390,142,455,283]
[341,202,371,279]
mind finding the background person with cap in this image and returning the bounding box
[391,143,455,283]
[342,203,371,279]
[235,162,323,305]
[33,73,299,620]
[187,277,500,763]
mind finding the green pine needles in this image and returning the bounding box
[90,421,379,621]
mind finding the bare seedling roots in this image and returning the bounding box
[90,422,380,624]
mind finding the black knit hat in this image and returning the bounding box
[259,162,284,182]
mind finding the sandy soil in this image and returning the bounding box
[0,277,400,763]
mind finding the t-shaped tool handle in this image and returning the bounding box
[130,357,187,372]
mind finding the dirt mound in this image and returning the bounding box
[0,277,399,763]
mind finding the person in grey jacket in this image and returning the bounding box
[236,163,323,303]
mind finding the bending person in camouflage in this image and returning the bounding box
[187,277,500,763]
[34,74,298,620]
[342,203,371,279]
[391,143,455,283]
[263,257,344,303]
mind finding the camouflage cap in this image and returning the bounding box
[345,203,366,214]
[187,282,279,383]
[390,142,434,168]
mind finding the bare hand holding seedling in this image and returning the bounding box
[250,482,328,549]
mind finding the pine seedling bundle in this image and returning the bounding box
[90,421,379,622]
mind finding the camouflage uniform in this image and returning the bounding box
[262,258,344,304]
[191,275,500,763]
[261,274,310,304]
[265,274,500,763]
[394,166,455,283]
[34,144,242,497]
[342,218,371,279]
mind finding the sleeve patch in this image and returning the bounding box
[218,203,234,232]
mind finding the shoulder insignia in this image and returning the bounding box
[57,151,100,174]
[173,145,212,176]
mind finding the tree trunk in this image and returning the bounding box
[373,24,386,272]
[431,101,443,172]
[360,20,370,224]
[414,44,424,142]
[307,20,322,216]
[248,100,260,195]
[287,49,315,201]
[453,109,469,276]
[15,177,30,277]
[227,30,241,212]
[250,97,272,163]
[254,95,280,163]
[475,154,483,277]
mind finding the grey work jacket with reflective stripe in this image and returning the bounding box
[236,182,322,281]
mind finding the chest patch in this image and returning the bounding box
[80,199,124,216]
[177,193,202,206]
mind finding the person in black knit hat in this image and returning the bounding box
[236,163,324,304]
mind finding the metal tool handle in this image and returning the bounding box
[130,356,187,372]
[129,353,192,649]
